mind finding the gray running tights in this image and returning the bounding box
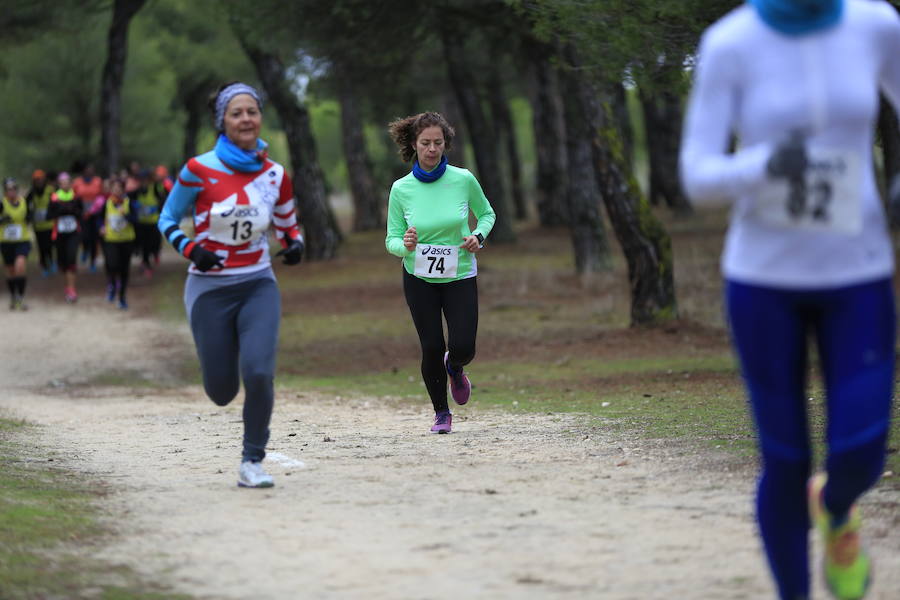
[190,276,280,462]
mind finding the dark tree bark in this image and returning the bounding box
[524,38,568,227]
[486,56,527,221]
[441,24,516,243]
[613,82,634,170]
[879,95,900,196]
[558,67,612,274]
[564,48,676,325]
[99,0,146,177]
[179,79,214,165]
[441,90,468,168]
[640,86,692,214]
[73,94,94,160]
[336,69,382,231]
[638,58,691,214]
[182,96,202,166]
[240,40,341,259]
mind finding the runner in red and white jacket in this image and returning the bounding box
[160,146,302,274]
[159,81,304,489]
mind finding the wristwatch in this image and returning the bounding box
[474,232,484,248]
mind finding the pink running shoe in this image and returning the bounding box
[430,411,452,434]
[64,286,78,304]
[444,351,471,405]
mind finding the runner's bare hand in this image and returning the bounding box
[460,235,481,253]
[403,226,417,251]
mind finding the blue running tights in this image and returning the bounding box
[726,277,895,600]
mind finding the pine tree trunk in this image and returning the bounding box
[879,96,900,188]
[441,25,516,243]
[74,95,94,160]
[559,67,612,274]
[640,87,692,214]
[486,57,527,221]
[336,71,382,231]
[181,88,205,165]
[524,38,568,227]
[441,90,468,168]
[99,0,146,177]
[240,40,341,260]
[564,48,676,325]
[613,82,634,171]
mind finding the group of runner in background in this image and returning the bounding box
[0,162,173,310]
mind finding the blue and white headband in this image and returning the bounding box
[214,83,262,131]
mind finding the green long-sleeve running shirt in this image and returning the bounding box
[385,165,496,283]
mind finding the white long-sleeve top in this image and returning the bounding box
[680,0,900,289]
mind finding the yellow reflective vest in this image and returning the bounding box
[0,196,30,243]
[104,197,135,243]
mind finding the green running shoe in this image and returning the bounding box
[808,473,871,600]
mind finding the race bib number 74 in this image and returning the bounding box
[755,148,862,235]
[414,244,459,278]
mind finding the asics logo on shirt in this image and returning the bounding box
[220,206,260,218]
[420,245,452,256]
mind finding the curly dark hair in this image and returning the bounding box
[387,112,455,163]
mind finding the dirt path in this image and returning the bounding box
[2,294,899,599]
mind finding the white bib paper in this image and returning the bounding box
[57,215,77,233]
[3,224,22,240]
[208,195,271,247]
[755,148,862,235]
[414,244,459,278]
[108,214,127,232]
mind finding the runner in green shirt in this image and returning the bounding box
[386,111,495,434]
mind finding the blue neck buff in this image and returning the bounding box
[748,0,843,35]
[214,134,269,173]
[412,156,448,183]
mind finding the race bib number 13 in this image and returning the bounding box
[414,244,459,278]
[755,149,862,235]
[208,202,270,246]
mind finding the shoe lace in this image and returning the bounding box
[434,413,450,425]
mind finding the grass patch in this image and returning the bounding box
[0,416,192,600]
[281,354,756,454]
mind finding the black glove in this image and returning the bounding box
[889,174,900,229]
[189,245,224,272]
[275,238,304,265]
[767,130,808,180]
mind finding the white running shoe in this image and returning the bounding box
[238,460,274,488]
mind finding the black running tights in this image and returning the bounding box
[403,269,478,414]
[103,241,133,302]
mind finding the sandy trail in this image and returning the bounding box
[1,294,898,599]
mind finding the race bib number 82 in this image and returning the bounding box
[755,149,862,235]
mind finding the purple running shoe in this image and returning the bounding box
[430,411,452,434]
[444,351,471,405]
